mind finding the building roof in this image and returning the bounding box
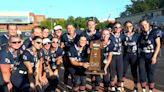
[0,11,31,16]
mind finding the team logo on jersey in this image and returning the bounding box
[5,58,10,63]
[23,55,27,60]
[106,47,109,51]
[68,52,71,57]
[22,45,26,50]
[62,51,65,55]
[52,58,56,62]
[40,52,43,57]
[87,41,89,45]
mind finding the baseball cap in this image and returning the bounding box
[43,38,51,44]
[54,25,62,31]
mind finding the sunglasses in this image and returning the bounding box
[43,42,51,45]
[36,41,42,44]
[11,41,21,44]
[114,26,122,29]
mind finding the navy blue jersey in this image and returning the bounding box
[48,34,54,40]
[68,45,88,63]
[20,37,43,59]
[0,46,21,72]
[40,48,51,63]
[61,33,79,53]
[39,48,50,72]
[50,46,63,70]
[80,30,101,45]
[139,28,161,53]
[0,46,21,86]
[110,33,124,54]
[122,32,140,53]
[18,48,40,72]
[109,33,114,41]
[20,37,32,51]
[0,34,9,47]
[100,40,114,69]
[101,40,114,60]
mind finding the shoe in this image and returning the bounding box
[132,88,137,92]
[142,88,146,92]
[132,89,137,92]
[80,91,86,92]
[111,86,116,91]
[121,87,125,91]
[117,87,121,92]
[91,90,98,92]
[149,89,153,92]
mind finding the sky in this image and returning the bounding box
[0,0,131,20]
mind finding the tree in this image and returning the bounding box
[66,16,75,25]
[120,0,164,17]
[40,19,52,29]
[40,18,66,30]
[75,17,86,30]
[96,21,108,30]
[40,16,110,31]
[85,16,100,24]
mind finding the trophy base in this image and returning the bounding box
[85,70,105,75]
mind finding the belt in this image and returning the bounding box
[112,52,121,55]
[19,70,27,74]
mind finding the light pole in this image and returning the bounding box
[107,13,111,21]
[51,17,53,30]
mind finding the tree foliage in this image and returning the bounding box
[40,16,111,30]
[96,21,108,30]
[75,17,86,30]
[40,19,52,29]
[120,0,164,17]
[66,16,75,25]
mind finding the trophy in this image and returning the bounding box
[85,40,104,75]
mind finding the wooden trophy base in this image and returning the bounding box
[85,70,105,75]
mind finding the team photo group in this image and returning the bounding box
[0,18,163,92]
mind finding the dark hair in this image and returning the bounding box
[114,21,122,26]
[31,26,43,33]
[101,28,111,33]
[42,26,49,30]
[123,20,136,32]
[106,23,115,29]
[139,18,149,24]
[7,24,17,30]
[9,35,22,42]
[66,23,75,28]
[32,36,42,41]
[52,35,59,40]
[124,20,133,26]
[77,34,87,42]
[86,18,96,25]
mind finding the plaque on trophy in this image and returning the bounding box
[85,40,104,75]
